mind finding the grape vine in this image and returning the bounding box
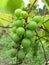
[0,0,49,65]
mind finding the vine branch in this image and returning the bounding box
[25,0,37,22]
[0,26,12,28]
[28,0,37,14]
[35,30,48,65]
[40,26,49,33]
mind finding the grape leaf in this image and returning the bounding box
[0,0,24,14]
[6,0,24,14]
[43,15,49,31]
[0,0,8,13]
[0,13,12,26]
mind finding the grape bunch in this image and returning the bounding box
[9,9,43,63]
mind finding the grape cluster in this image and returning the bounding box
[10,9,41,61]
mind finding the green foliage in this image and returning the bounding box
[42,0,49,10]
[42,0,49,6]
[44,21,49,30]
[45,0,49,5]
[0,0,7,13]
[6,0,24,14]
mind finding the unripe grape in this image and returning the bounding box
[15,9,22,17]
[9,49,17,58]
[32,16,43,23]
[15,20,25,27]
[22,38,31,48]
[21,11,28,19]
[25,30,33,38]
[18,50,25,60]
[16,27,25,36]
[25,51,33,59]
[12,26,17,33]
[11,33,20,42]
[27,21,37,30]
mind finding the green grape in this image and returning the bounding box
[16,27,25,36]
[25,30,33,38]
[32,16,43,23]
[9,48,17,58]
[15,20,25,27]
[11,33,20,42]
[21,11,28,19]
[32,41,39,56]
[12,26,17,33]
[18,50,25,60]
[27,21,37,30]
[30,38,35,46]
[22,38,31,48]
[15,9,22,17]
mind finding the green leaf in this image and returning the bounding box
[0,13,12,26]
[0,0,8,13]
[0,0,24,14]
[6,0,24,14]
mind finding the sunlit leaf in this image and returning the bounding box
[0,13,12,26]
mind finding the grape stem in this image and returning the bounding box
[40,26,49,33]
[25,0,37,23]
[0,26,12,28]
[35,30,48,65]
[28,0,37,14]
